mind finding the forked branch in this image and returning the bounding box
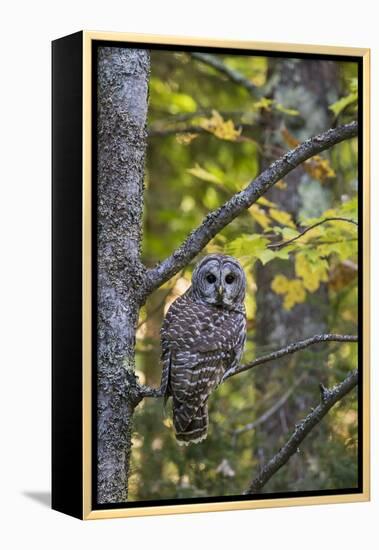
[143,122,358,298]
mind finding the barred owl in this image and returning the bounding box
[160,254,247,445]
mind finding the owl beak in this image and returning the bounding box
[218,285,224,297]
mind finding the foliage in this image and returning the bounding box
[130,51,359,501]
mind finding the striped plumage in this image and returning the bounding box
[160,255,246,445]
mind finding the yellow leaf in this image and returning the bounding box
[283,294,296,310]
[275,180,287,190]
[249,204,271,229]
[250,74,266,87]
[303,273,320,292]
[288,280,306,302]
[187,164,223,184]
[295,253,328,293]
[271,274,289,294]
[285,279,306,309]
[275,103,300,116]
[176,132,198,145]
[252,97,273,111]
[304,155,336,182]
[269,208,296,228]
[272,276,306,310]
[281,127,336,182]
[199,110,241,141]
[257,196,277,207]
[163,418,173,428]
[274,180,287,191]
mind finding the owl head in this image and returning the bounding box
[191,254,246,308]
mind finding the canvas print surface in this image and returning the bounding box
[94,44,361,508]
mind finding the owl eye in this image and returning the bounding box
[206,273,217,283]
[225,274,235,284]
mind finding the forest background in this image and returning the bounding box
[128,50,359,501]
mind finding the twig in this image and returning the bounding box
[232,374,306,439]
[138,385,164,398]
[222,333,358,381]
[142,122,358,298]
[138,333,357,398]
[191,52,257,96]
[245,368,358,494]
[150,109,255,124]
[148,122,256,138]
[268,217,358,250]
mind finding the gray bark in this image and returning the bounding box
[97,46,150,504]
[253,59,341,487]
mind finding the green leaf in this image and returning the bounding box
[187,164,223,184]
[257,196,277,207]
[226,234,269,258]
[329,92,358,117]
[252,97,273,111]
[269,208,296,228]
[256,249,276,265]
[275,102,300,116]
[274,248,291,260]
[340,196,358,220]
[282,227,300,240]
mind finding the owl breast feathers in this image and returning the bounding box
[160,254,247,445]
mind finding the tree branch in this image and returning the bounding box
[150,109,255,124]
[138,333,357,398]
[232,374,306,441]
[244,368,358,494]
[268,217,358,250]
[143,121,358,297]
[222,333,358,381]
[149,122,255,138]
[190,52,258,96]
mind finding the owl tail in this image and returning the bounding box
[173,400,208,446]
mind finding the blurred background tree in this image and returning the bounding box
[129,50,358,501]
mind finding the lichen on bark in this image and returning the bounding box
[97,46,150,504]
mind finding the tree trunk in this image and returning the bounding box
[257,59,340,342]
[97,46,150,504]
[254,59,340,488]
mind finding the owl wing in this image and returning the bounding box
[160,292,246,432]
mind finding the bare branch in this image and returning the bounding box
[268,217,358,250]
[138,384,164,398]
[149,124,205,137]
[222,333,358,381]
[143,122,358,297]
[138,333,357,399]
[191,52,257,95]
[232,374,306,439]
[245,368,358,494]
[149,122,256,138]
[150,109,255,124]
